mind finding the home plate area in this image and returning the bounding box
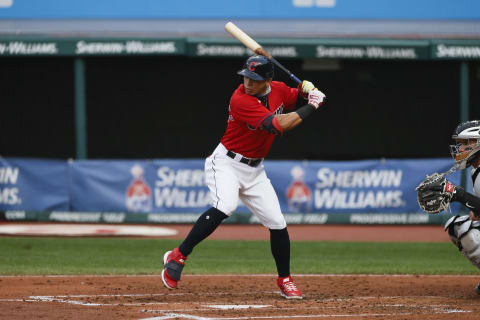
[1,275,480,319]
[17,292,477,319]
[138,296,474,319]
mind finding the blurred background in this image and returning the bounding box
[0,0,479,225]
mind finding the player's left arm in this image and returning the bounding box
[261,89,325,134]
[435,179,480,217]
[452,186,480,217]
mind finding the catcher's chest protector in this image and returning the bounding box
[445,215,480,270]
[472,167,480,196]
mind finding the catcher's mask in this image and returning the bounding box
[237,55,274,81]
[450,120,480,169]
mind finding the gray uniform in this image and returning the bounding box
[445,167,480,269]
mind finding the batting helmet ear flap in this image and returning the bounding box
[237,55,274,81]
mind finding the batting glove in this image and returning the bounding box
[308,89,326,109]
[297,80,316,99]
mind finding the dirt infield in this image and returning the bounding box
[0,223,453,241]
[165,224,452,242]
[1,224,477,319]
[1,274,479,319]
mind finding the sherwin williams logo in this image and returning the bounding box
[0,0,12,8]
[0,167,21,206]
[126,165,152,213]
[154,166,210,208]
[75,41,177,55]
[436,44,480,59]
[0,42,58,55]
[314,168,406,209]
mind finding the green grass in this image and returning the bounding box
[0,237,477,275]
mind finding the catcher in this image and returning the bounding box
[417,120,480,294]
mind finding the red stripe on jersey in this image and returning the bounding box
[272,116,283,135]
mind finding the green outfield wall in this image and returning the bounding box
[1,37,480,60]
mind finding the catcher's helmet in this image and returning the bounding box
[237,55,274,81]
[450,120,480,169]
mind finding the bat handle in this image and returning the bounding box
[290,74,302,85]
[270,57,302,85]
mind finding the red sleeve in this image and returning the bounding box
[272,116,284,135]
[278,82,299,111]
[230,92,273,129]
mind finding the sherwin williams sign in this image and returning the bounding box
[188,39,430,60]
[0,157,463,214]
[432,40,480,60]
[69,160,211,213]
[0,158,69,210]
[7,37,480,61]
[0,39,185,56]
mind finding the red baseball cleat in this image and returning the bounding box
[277,275,303,299]
[161,248,187,289]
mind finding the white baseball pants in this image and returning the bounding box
[204,143,286,230]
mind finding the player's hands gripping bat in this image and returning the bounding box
[307,89,326,109]
[297,80,316,99]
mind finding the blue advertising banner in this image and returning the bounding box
[267,159,462,214]
[1,0,479,20]
[0,157,69,211]
[68,158,462,214]
[68,160,149,212]
[1,157,465,215]
[69,160,211,213]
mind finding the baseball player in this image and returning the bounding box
[161,55,325,299]
[418,120,480,293]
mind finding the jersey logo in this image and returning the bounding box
[274,103,284,115]
[227,105,234,122]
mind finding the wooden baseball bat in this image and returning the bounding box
[224,21,301,84]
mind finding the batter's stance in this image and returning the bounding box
[161,55,326,299]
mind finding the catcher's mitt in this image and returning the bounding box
[416,173,455,214]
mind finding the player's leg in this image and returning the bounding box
[162,152,240,289]
[445,215,480,294]
[161,207,228,289]
[240,171,302,299]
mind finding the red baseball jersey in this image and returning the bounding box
[220,81,299,159]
